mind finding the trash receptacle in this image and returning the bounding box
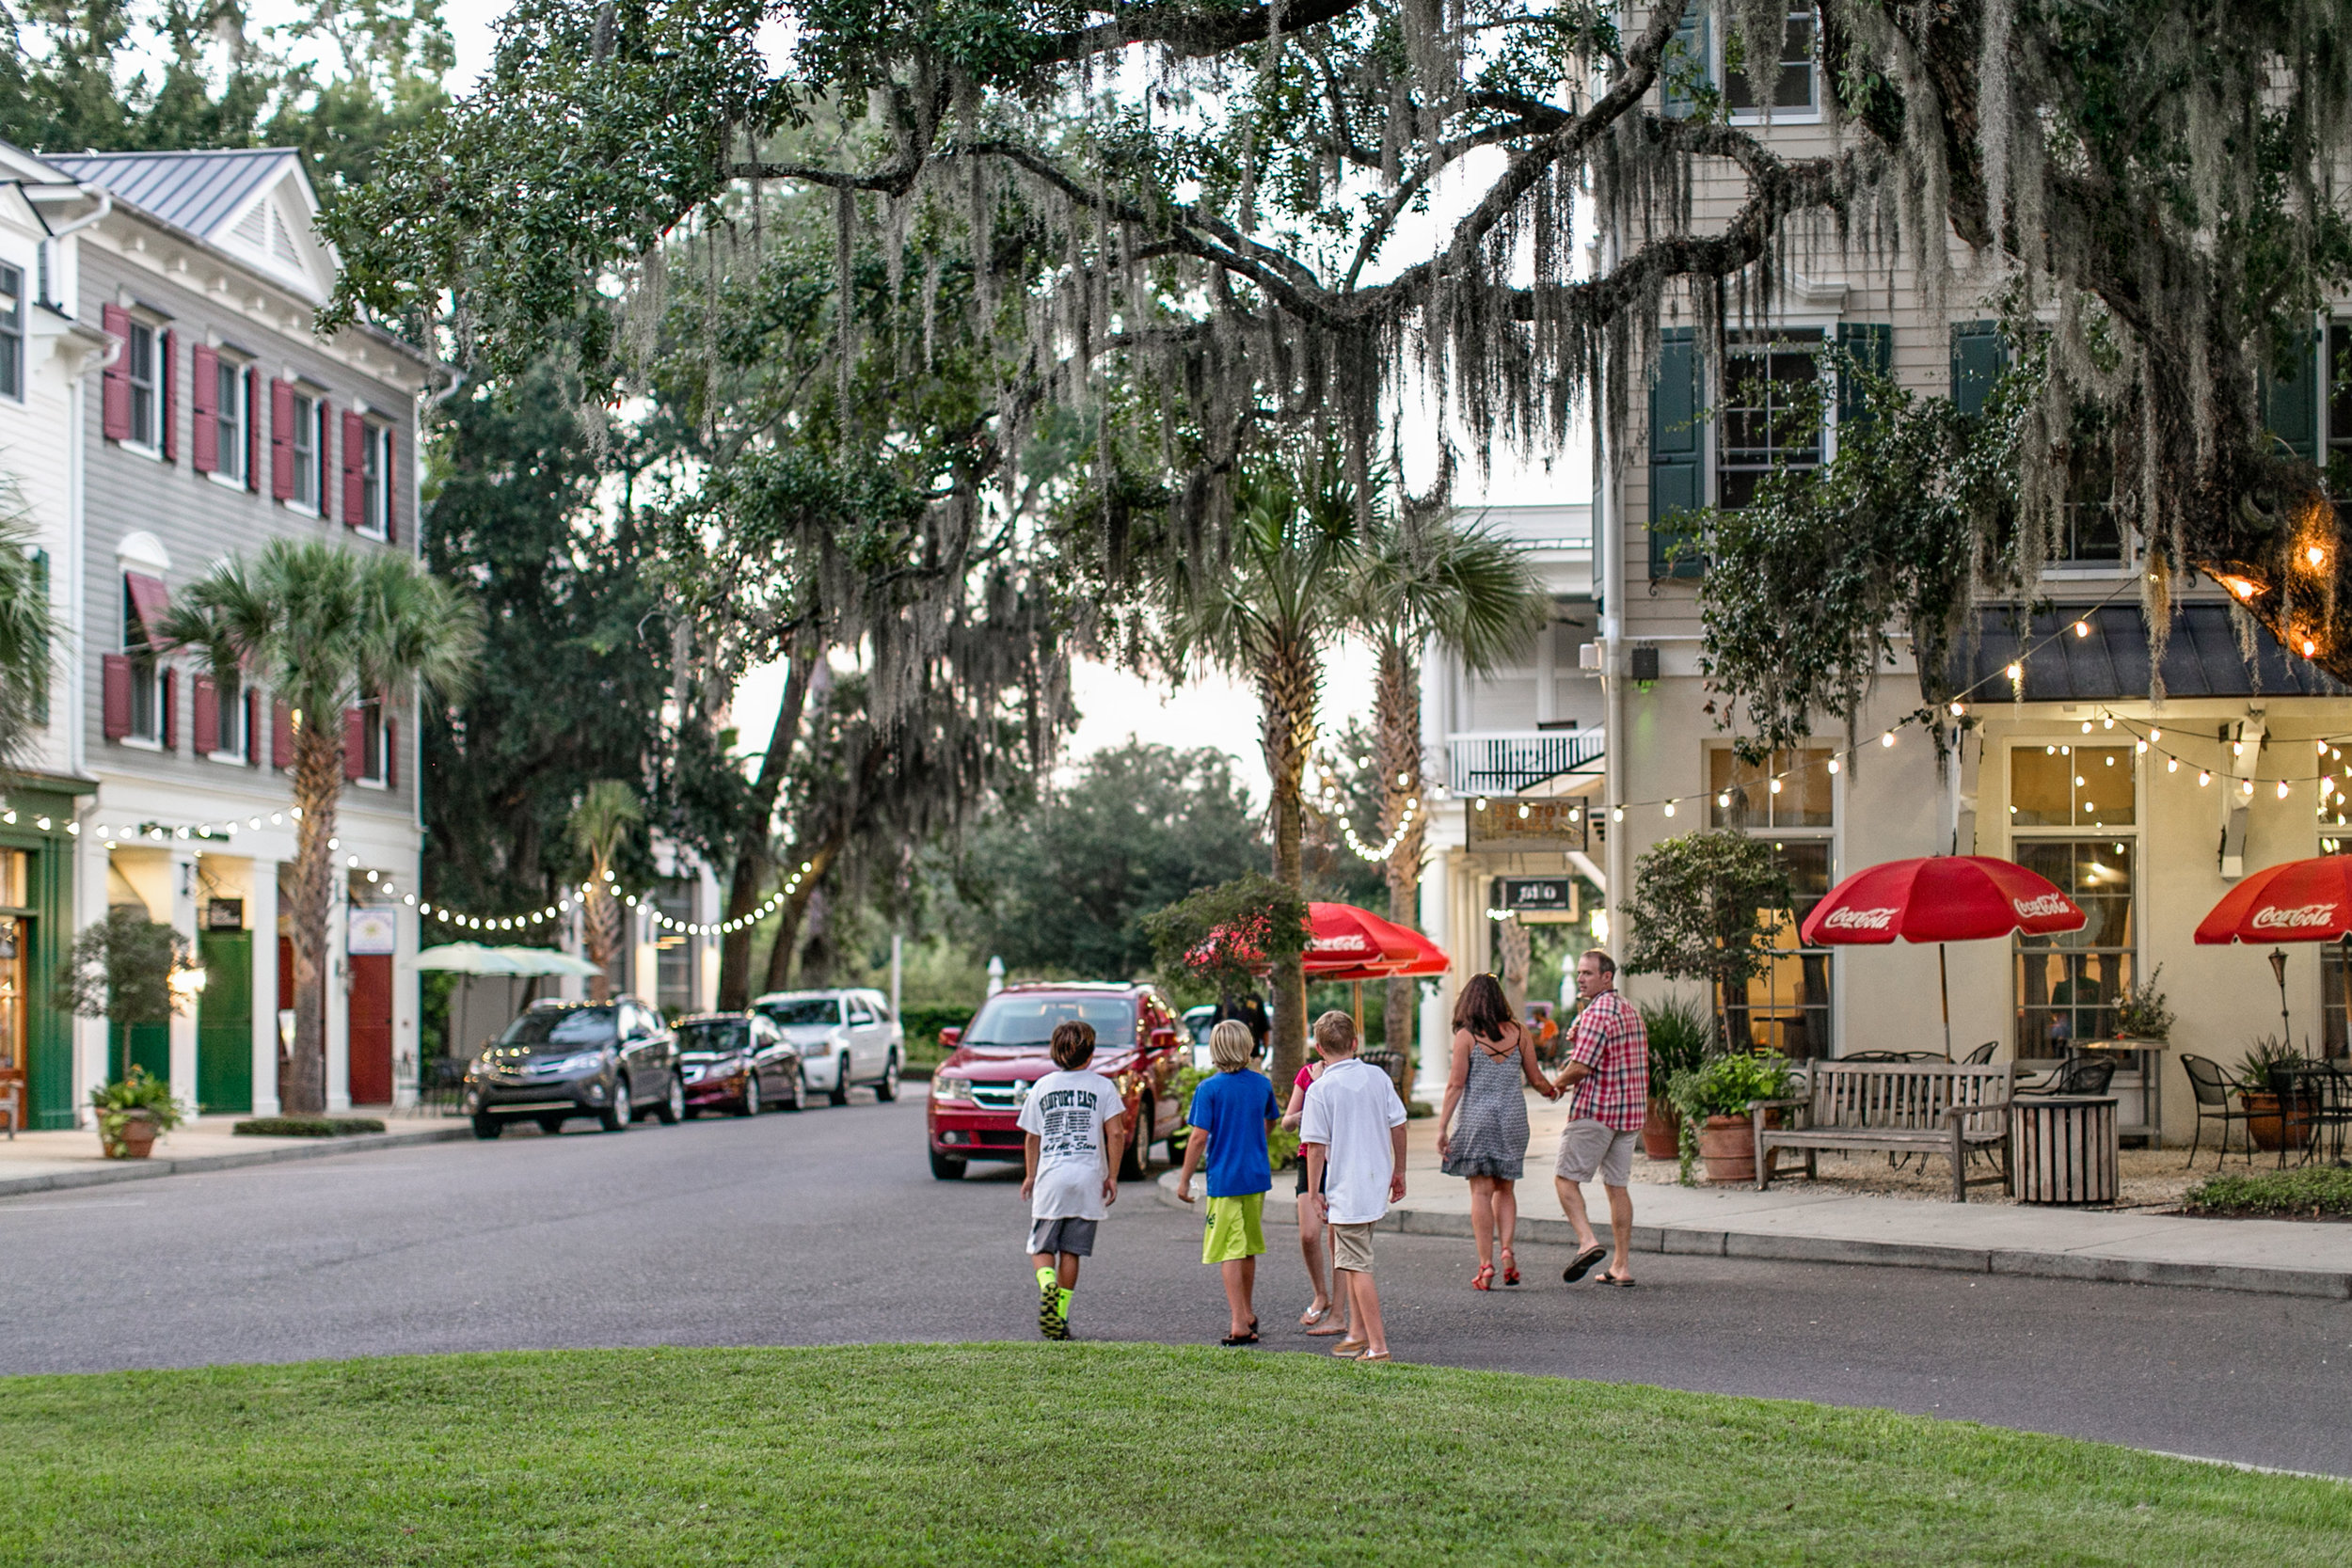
[2012,1094,2119,1204]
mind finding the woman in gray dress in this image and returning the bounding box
[1437,973,1559,1289]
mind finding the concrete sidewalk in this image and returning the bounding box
[1159,1088,2352,1301]
[0,1115,472,1198]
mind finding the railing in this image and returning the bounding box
[1446,730,1607,797]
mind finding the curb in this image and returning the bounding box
[0,1123,476,1200]
[1152,1172,2352,1301]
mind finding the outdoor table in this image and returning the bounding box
[2268,1063,2347,1167]
[2011,1094,2120,1205]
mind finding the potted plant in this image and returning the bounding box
[87,1065,185,1158]
[1666,1052,1794,1185]
[1638,994,1712,1160]
[2235,1035,2312,1151]
[2112,967,2174,1045]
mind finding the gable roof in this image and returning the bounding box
[44,148,305,239]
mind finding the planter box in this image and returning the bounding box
[1641,1100,1680,1162]
[98,1110,160,1161]
[2242,1091,2314,1153]
[1698,1114,1756,1184]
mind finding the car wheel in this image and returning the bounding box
[682,1101,700,1119]
[875,1051,900,1102]
[655,1073,684,1125]
[536,1115,567,1136]
[930,1147,966,1180]
[470,1115,503,1141]
[830,1054,850,1107]
[1120,1098,1153,1180]
[598,1079,631,1132]
[738,1073,762,1117]
[784,1064,807,1112]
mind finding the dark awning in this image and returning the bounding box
[1950,602,2351,703]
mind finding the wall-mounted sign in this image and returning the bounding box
[205,899,245,931]
[1468,799,1591,851]
[1494,878,1579,920]
[347,908,397,955]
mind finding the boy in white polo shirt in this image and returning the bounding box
[1298,1010,1408,1362]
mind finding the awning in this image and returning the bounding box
[1950,602,2350,702]
[123,572,169,641]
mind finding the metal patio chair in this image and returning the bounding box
[2179,1053,2255,1169]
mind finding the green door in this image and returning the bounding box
[197,931,253,1115]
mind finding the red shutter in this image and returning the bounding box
[101,305,130,440]
[161,668,177,752]
[342,705,364,780]
[385,718,397,788]
[246,369,261,491]
[190,345,218,473]
[270,378,294,499]
[102,655,131,740]
[342,412,367,526]
[160,329,176,462]
[192,673,218,756]
[272,698,294,769]
[383,425,397,543]
[246,690,260,766]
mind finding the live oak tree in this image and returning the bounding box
[325,0,2352,750]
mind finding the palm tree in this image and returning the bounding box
[567,781,642,1001]
[1161,455,1361,1085]
[1349,503,1549,1064]
[159,540,481,1115]
[0,479,55,772]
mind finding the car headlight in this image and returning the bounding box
[933,1074,972,1102]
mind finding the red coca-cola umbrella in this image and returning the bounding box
[1800,856,2087,1057]
[2193,856,2352,1042]
[1306,904,1449,981]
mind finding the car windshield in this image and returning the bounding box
[675,1020,750,1054]
[961,996,1136,1049]
[498,1007,616,1049]
[761,998,840,1027]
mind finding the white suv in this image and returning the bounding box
[750,988,905,1106]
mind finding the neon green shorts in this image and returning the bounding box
[1200,1192,1266,1264]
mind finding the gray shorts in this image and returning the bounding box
[1027,1216,1100,1257]
[1556,1120,1637,1186]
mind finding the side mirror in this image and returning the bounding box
[1150,1028,1176,1051]
[938,1027,961,1050]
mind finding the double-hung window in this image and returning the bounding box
[2010,744,2137,1053]
[361,422,392,536]
[1717,330,1824,511]
[1724,7,1819,119]
[357,697,386,783]
[125,320,160,449]
[1708,746,1836,1058]
[0,263,23,402]
[290,389,322,510]
[122,582,164,743]
[212,667,248,761]
[214,357,247,485]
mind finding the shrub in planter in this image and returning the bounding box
[2234,1035,2312,1150]
[1665,1053,1793,1185]
[87,1066,186,1159]
[1639,995,1711,1160]
[232,1117,388,1138]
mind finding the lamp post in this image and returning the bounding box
[2268,946,2292,1043]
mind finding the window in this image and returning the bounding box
[214,358,246,484]
[290,390,321,509]
[655,883,693,1014]
[361,422,392,536]
[2328,324,2352,484]
[122,581,163,743]
[125,321,159,448]
[357,697,386,782]
[2010,744,2135,829]
[1716,330,1823,510]
[0,263,22,401]
[1725,8,1818,118]
[213,668,247,761]
[2054,437,2124,564]
[1710,746,1835,1058]
[2013,840,2135,1053]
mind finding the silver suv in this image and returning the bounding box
[750,988,905,1106]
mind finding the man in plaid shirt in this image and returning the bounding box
[1549,949,1646,1286]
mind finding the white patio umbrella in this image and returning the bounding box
[418,944,603,1056]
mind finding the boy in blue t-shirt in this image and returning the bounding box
[1174,1020,1281,1345]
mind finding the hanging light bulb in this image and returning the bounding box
[2280,779,2293,800]
[1827,757,1841,775]
[2233,741,2246,758]
[1949,701,1965,717]
[1612,808,1624,822]
[2081,721,2093,734]
[1662,800,1677,817]
[2149,728,2162,743]
[1881,732,1896,748]
[2006,662,2023,682]
[1769,777,1784,795]
[2166,757,2179,773]
[2102,715,2114,729]
[2074,621,2091,639]
[2136,740,2148,754]
[2310,544,2328,568]
[1716,792,1731,809]
[2199,770,2212,786]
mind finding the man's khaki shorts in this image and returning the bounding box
[1329,1221,1377,1274]
[1555,1119,1637,1186]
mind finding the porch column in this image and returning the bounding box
[73,830,109,1123]
[1417,847,1454,1098]
[393,895,419,1108]
[325,874,350,1112]
[167,847,198,1106]
[248,863,280,1117]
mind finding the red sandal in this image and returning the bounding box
[1472,1262,1496,1291]
[1501,1248,1520,1287]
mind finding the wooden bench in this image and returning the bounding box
[0,1081,17,1139]
[1749,1061,2016,1203]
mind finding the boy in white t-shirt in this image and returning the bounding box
[1017,1021,1132,1341]
[1299,1010,1408,1363]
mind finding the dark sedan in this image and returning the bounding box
[464,998,682,1138]
[676,1011,803,1117]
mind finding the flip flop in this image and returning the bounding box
[1300,1304,1331,1327]
[1219,1331,1261,1346]
[1305,1319,1350,1337]
[1355,1350,1392,1363]
[1597,1272,1638,1288]
[1563,1243,1607,1283]
[1329,1338,1368,1358]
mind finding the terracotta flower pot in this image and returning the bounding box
[2241,1092,2313,1153]
[100,1110,159,1161]
[1697,1114,1757,1184]
[1641,1100,1680,1161]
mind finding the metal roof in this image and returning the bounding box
[42,148,299,240]
[1953,602,2352,702]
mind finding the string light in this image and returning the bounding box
[2073,621,2090,638]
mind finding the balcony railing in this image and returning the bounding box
[1446,730,1606,797]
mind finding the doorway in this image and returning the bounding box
[348,953,393,1104]
[197,930,252,1114]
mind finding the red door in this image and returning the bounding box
[348,953,393,1104]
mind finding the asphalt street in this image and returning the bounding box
[6,1093,2350,1476]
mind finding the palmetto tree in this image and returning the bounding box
[1161,456,1361,1086]
[566,781,642,1002]
[0,482,54,773]
[159,540,481,1115]
[1349,504,1548,1061]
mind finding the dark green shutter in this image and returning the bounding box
[2260,326,2320,461]
[1836,323,1893,431]
[1949,320,2006,418]
[1662,5,1712,119]
[29,547,46,726]
[1649,327,1707,579]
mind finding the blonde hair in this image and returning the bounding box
[1208,1019,1255,1071]
[1311,1010,1358,1058]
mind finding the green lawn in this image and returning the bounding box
[2,1343,2344,1565]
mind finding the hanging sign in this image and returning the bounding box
[1494,877,1580,920]
[347,908,397,955]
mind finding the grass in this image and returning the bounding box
[1,1345,2344,1565]
[230,1117,389,1138]
[2185,1164,2352,1216]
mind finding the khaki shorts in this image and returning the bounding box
[1556,1120,1637,1186]
[1329,1221,1377,1275]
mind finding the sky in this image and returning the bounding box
[437,0,1589,804]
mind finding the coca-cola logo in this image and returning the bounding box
[2011,894,2075,920]
[2251,902,2342,930]
[1822,907,1899,930]
[1308,935,1377,955]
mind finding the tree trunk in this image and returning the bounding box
[1498,917,1532,1019]
[1372,641,1427,1081]
[283,718,342,1116]
[718,628,819,1008]
[759,838,842,994]
[1258,637,1320,1088]
[581,881,621,1002]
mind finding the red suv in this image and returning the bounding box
[926,982,1185,1180]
